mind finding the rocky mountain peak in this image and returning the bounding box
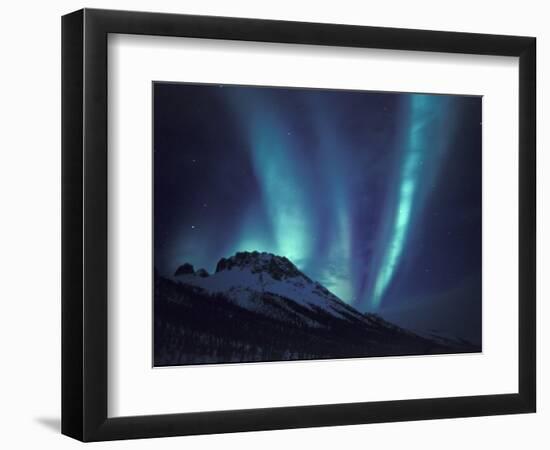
[215,251,307,281]
[174,263,195,277]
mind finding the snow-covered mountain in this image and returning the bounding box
[172,251,368,328]
[154,251,478,366]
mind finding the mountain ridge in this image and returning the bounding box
[155,251,479,366]
[172,251,367,325]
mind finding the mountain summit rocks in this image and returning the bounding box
[215,251,306,281]
[174,262,195,276]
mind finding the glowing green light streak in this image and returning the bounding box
[248,125,313,264]
[319,205,353,302]
[370,95,434,309]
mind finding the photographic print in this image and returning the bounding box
[153,82,482,367]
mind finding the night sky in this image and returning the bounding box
[154,82,482,345]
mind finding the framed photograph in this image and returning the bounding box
[62,8,536,441]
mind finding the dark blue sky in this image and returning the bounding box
[154,82,481,344]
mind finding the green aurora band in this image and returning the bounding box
[166,87,454,312]
[367,94,451,309]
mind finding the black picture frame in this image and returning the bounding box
[62,8,536,442]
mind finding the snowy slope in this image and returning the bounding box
[155,252,478,365]
[173,251,366,324]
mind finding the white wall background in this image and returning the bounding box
[0,1,546,448]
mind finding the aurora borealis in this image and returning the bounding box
[154,83,482,344]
